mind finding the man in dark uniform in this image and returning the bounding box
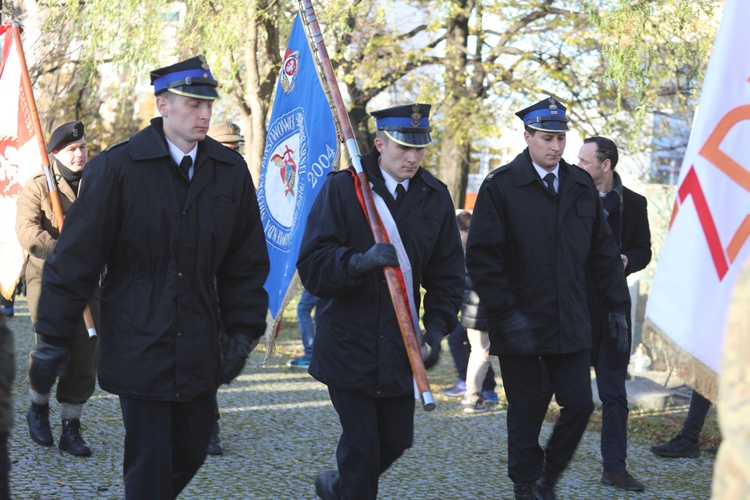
[204,119,246,457]
[33,56,270,499]
[0,309,13,498]
[297,103,464,500]
[16,121,99,456]
[577,136,651,491]
[466,97,631,500]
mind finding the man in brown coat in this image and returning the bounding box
[15,121,99,457]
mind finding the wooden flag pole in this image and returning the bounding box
[11,22,97,340]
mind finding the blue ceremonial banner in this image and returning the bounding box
[258,14,338,318]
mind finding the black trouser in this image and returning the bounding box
[119,394,215,500]
[328,387,414,500]
[594,342,629,472]
[680,391,711,442]
[499,350,593,484]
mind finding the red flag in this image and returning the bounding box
[0,22,42,298]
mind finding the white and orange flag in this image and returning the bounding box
[0,22,41,299]
[645,0,750,402]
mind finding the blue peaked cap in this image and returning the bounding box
[371,103,432,147]
[150,55,219,100]
[515,97,569,132]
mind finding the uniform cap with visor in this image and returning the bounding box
[371,103,432,147]
[515,97,569,132]
[150,55,220,100]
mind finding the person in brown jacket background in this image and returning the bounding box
[15,120,99,457]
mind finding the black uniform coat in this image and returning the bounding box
[588,176,651,368]
[36,118,270,401]
[466,149,630,356]
[297,146,464,397]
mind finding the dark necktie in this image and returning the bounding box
[179,155,192,180]
[543,173,557,197]
[395,184,406,207]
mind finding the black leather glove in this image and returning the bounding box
[28,335,70,394]
[609,311,629,354]
[422,324,444,370]
[348,243,400,277]
[494,310,536,355]
[221,334,260,384]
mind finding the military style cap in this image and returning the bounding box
[150,55,220,100]
[515,97,569,132]
[371,103,432,147]
[207,121,244,143]
[47,120,84,153]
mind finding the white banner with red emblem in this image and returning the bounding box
[0,22,42,299]
[645,0,750,398]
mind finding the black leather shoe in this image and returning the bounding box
[314,469,340,500]
[207,421,223,455]
[26,403,53,447]
[513,482,536,500]
[601,469,646,491]
[650,435,700,458]
[534,483,558,500]
[534,462,559,500]
[59,419,92,457]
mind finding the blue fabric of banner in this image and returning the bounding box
[257,14,339,318]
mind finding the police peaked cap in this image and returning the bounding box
[208,121,244,143]
[371,103,432,147]
[150,55,220,100]
[515,97,570,132]
[47,121,85,153]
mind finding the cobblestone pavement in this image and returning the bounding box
[6,297,715,499]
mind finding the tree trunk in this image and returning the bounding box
[241,0,281,184]
[437,0,471,207]
[438,134,470,209]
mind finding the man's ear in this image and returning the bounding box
[155,95,169,117]
[602,158,612,173]
[374,136,384,153]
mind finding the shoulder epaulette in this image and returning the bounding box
[102,138,130,153]
[483,164,511,183]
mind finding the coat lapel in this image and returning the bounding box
[184,153,212,211]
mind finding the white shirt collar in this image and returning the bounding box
[379,164,410,199]
[532,161,559,181]
[532,161,560,191]
[166,138,198,169]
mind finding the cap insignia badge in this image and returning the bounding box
[199,55,210,70]
[410,103,422,127]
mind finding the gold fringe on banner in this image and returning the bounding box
[642,318,719,404]
[261,272,304,364]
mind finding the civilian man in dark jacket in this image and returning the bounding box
[577,136,651,491]
[466,98,631,500]
[33,56,269,499]
[298,104,464,500]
